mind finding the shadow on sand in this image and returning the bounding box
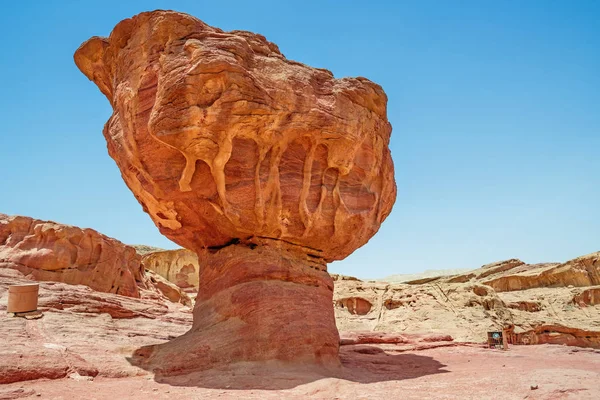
[127,343,449,390]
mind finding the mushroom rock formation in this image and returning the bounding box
[74,10,396,374]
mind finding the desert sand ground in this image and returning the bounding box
[1,344,599,400]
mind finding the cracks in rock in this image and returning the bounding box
[207,237,241,251]
[254,236,324,255]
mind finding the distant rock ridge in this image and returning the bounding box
[379,268,472,283]
[131,245,167,256]
[404,254,600,291]
[333,252,600,349]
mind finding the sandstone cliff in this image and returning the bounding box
[141,249,199,290]
[334,253,600,348]
[135,244,600,349]
[0,213,190,305]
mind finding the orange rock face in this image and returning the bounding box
[0,213,191,305]
[0,214,143,297]
[75,10,395,372]
[133,243,339,375]
[74,10,395,259]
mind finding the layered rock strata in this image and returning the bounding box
[141,249,199,290]
[1,213,143,297]
[0,213,190,305]
[333,252,600,349]
[75,10,396,372]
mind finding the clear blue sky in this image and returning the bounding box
[1,1,598,279]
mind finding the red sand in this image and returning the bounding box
[2,344,598,400]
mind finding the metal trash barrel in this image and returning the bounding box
[7,283,39,313]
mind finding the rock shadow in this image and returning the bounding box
[127,343,449,390]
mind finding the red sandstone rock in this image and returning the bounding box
[74,11,395,259]
[0,268,192,385]
[0,213,144,297]
[132,243,339,376]
[0,213,191,306]
[75,10,396,372]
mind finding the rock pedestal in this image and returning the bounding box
[75,10,396,374]
[135,241,339,374]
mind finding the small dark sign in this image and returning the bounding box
[487,331,506,349]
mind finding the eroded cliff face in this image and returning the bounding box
[141,249,199,290]
[0,213,143,297]
[333,253,600,349]
[136,247,600,349]
[479,254,600,292]
[0,213,190,305]
[74,10,395,261]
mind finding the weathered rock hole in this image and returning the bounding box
[208,238,240,250]
[180,264,195,274]
[336,297,372,315]
[384,299,404,310]
[473,286,489,297]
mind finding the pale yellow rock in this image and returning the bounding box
[142,249,199,290]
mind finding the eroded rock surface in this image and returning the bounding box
[0,213,144,297]
[480,253,600,292]
[75,10,395,372]
[333,253,600,349]
[0,268,192,384]
[74,10,395,259]
[141,249,199,290]
[0,213,190,305]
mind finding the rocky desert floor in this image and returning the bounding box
[1,271,599,400]
[1,214,599,399]
[2,337,599,399]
